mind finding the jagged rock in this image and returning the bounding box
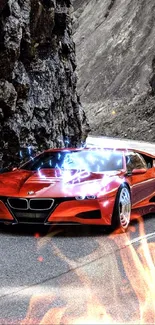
[0,0,89,169]
[0,80,17,115]
[73,0,155,142]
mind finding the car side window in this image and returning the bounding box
[140,154,153,169]
[125,152,147,172]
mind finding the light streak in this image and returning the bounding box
[28,146,32,155]
[127,232,155,245]
[37,168,47,179]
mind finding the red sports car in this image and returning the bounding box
[0,147,155,230]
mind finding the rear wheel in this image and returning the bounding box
[112,184,131,231]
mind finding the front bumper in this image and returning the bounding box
[0,196,115,225]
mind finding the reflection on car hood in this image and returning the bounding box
[0,168,124,197]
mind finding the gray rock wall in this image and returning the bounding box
[0,0,89,169]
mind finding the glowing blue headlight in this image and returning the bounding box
[86,195,97,199]
[75,195,97,200]
[75,196,86,200]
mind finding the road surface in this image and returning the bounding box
[86,135,155,155]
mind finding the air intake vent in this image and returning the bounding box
[13,211,49,223]
[29,199,54,210]
[76,210,101,219]
[7,198,28,210]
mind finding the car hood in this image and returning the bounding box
[0,168,124,197]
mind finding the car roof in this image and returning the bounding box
[45,147,124,153]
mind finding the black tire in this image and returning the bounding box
[111,184,131,231]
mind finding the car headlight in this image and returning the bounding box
[86,195,97,199]
[75,196,86,200]
[75,195,97,200]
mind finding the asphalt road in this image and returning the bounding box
[0,137,155,324]
[0,217,155,324]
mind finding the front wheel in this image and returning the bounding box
[112,184,131,231]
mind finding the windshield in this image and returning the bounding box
[20,149,123,172]
[19,149,123,172]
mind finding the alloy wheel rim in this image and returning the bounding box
[119,187,131,229]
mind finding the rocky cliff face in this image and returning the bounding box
[73,0,155,141]
[0,0,89,169]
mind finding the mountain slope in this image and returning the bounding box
[73,0,155,141]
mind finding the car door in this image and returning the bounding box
[125,152,155,206]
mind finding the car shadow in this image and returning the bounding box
[0,222,112,237]
[0,213,153,238]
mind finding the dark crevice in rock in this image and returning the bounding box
[149,57,155,96]
[53,10,67,36]
[0,0,8,14]
[104,0,116,18]
[57,0,71,8]
[0,4,10,54]
[40,0,55,9]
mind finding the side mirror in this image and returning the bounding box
[132,168,147,175]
